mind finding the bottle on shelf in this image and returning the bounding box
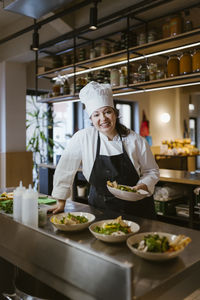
[13,181,26,222]
[170,15,182,36]
[179,52,192,75]
[21,184,38,228]
[110,68,120,87]
[192,49,200,72]
[167,54,180,77]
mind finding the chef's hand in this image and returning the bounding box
[132,184,149,192]
[48,200,66,214]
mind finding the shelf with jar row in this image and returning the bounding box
[37,72,200,104]
[37,27,200,80]
[36,11,200,103]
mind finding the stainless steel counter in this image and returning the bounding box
[1,201,200,300]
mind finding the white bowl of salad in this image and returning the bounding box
[127,232,191,261]
[107,181,149,201]
[89,216,140,243]
[50,212,96,232]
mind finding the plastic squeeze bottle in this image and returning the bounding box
[13,181,26,222]
[21,184,38,227]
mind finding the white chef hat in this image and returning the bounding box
[79,81,114,117]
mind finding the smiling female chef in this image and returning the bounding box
[51,81,159,219]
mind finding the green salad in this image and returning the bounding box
[94,222,131,235]
[0,200,13,214]
[117,185,136,193]
[133,234,170,253]
[60,213,88,224]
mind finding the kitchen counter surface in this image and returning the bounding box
[1,201,200,300]
[159,168,200,185]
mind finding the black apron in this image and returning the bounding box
[88,133,156,219]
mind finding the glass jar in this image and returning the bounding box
[167,55,179,77]
[52,80,61,96]
[110,68,120,87]
[95,44,101,57]
[148,63,157,80]
[170,15,182,36]
[156,68,165,79]
[162,21,170,38]
[100,42,109,56]
[138,63,149,82]
[90,48,96,59]
[138,32,146,45]
[147,29,157,43]
[179,52,192,75]
[192,49,200,72]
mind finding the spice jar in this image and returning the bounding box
[179,52,192,75]
[110,68,120,87]
[52,78,62,96]
[167,55,179,77]
[192,49,200,72]
[170,15,182,36]
[138,63,149,81]
[100,42,109,56]
[147,29,157,43]
[148,63,157,80]
[138,32,146,45]
[90,48,96,59]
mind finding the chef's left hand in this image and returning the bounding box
[132,184,149,192]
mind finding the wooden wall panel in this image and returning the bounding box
[1,152,33,188]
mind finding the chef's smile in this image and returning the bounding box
[91,106,117,140]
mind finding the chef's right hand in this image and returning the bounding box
[48,200,66,214]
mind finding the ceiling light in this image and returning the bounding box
[89,5,97,30]
[31,28,39,51]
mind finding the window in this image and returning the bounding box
[189,117,197,146]
[52,101,74,164]
[114,100,136,130]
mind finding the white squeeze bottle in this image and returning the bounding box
[22,184,38,227]
[13,181,26,222]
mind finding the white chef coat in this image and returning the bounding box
[52,126,160,200]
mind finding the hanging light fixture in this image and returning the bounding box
[89,1,98,30]
[31,27,39,51]
[189,95,195,111]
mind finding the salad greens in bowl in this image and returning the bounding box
[107,181,149,201]
[50,212,95,232]
[89,216,140,243]
[127,232,191,261]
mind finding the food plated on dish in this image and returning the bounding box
[50,211,96,231]
[107,181,149,201]
[89,216,140,243]
[0,192,13,201]
[127,232,191,261]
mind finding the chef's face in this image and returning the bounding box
[91,106,117,139]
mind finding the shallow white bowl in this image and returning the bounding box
[127,232,187,261]
[50,212,96,232]
[89,219,140,243]
[107,184,149,201]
